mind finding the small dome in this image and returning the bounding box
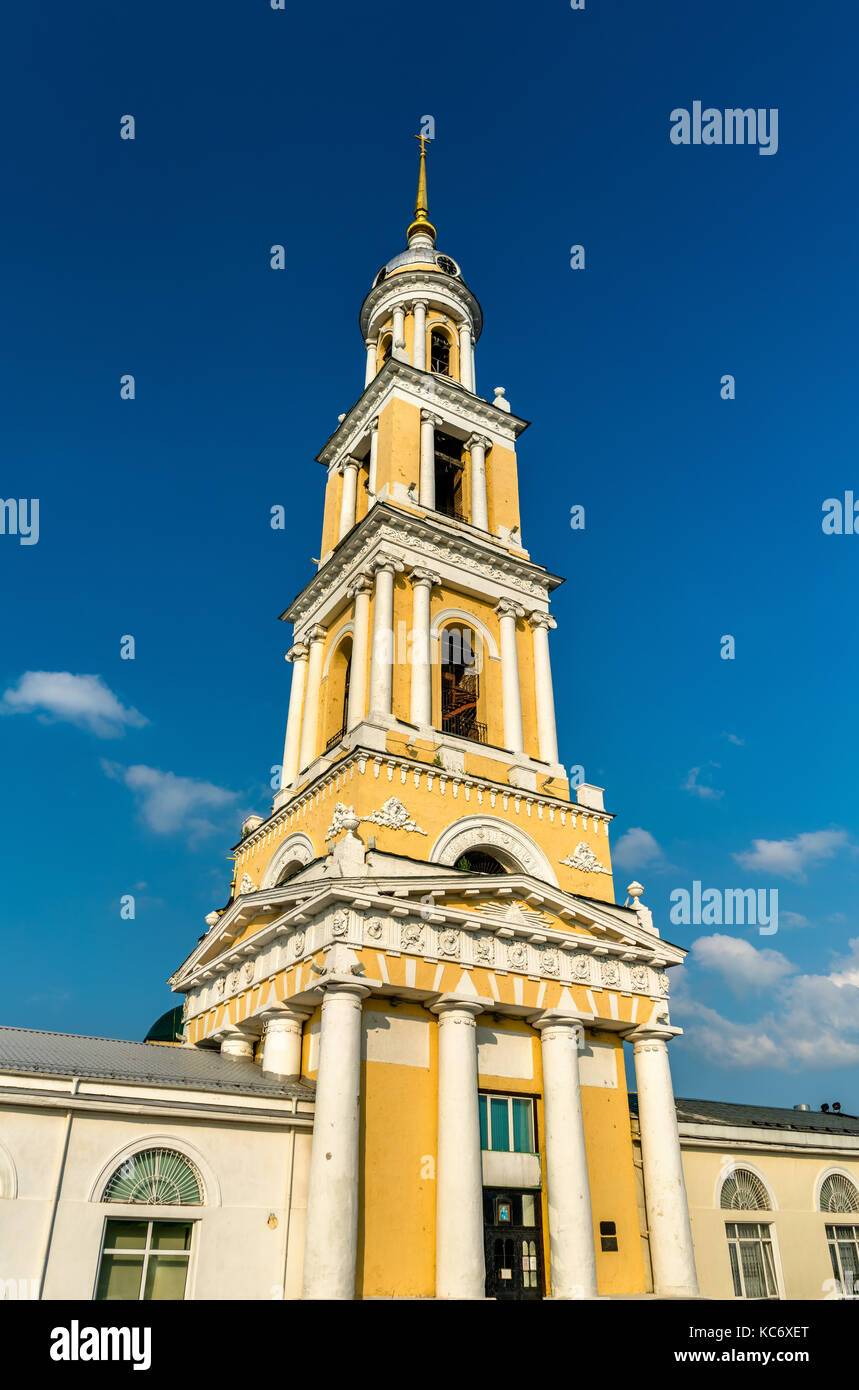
[372,247,464,289]
[144,1007,184,1043]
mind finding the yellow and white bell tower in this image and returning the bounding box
[170,140,698,1302]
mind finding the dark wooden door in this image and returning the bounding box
[483,1190,544,1301]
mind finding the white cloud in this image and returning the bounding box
[691,934,795,991]
[0,671,147,738]
[102,762,236,837]
[733,829,850,881]
[723,733,745,746]
[674,937,859,1069]
[683,766,723,801]
[612,827,665,871]
[780,910,812,929]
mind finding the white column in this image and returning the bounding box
[367,419,379,504]
[368,555,401,718]
[346,573,372,728]
[529,612,559,765]
[420,410,440,509]
[364,338,377,388]
[431,995,486,1299]
[337,458,360,541]
[495,600,525,754]
[297,624,326,772]
[392,304,406,358]
[219,1028,254,1060]
[260,1007,310,1078]
[302,979,372,1300]
[628,1024,699,1298]
[532,1012,598,1299]
[281,642,309,786]
[459,321,474,391]
[467,433,490,531]
[409,568,439,727]
[413,299,428,370]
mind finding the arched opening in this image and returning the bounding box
[434,430,464,520]
[441,623,485,743]
[275,859,306,887]
[324,636,352,750]
[430,329,451,376]
[379,335,392,367]
[455,851,506,875]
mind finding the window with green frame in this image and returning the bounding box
[95,1219,193,1301]
[478,1094,536,1154]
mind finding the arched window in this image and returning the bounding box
[455,852,506,875]
[819,1173,859,1213]
[433,431,464,520]
[325,637,352,750]
[102,1148,203,1206]
[430,329,451,376]
[276,859,306,886]
[720,1169,771,1211]
[379,335,392,366]
[441,624,485,744]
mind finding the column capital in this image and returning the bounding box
[336,454,361,475]
[312,973,377,1003]
[495,599,525,620]
[625,1023,683,1047]
[303,623,327,645]
[529,1008,593,1038]
[347,571,374,599]
[409,566,441,589]
[258,1003,312,1030]
[466,433,491,452]
[370,551,405,576]
[528,610,557,632]
[430,993,492,1020]
[365,337,377,350]
[421,409,442,426]
[285,642,309,663]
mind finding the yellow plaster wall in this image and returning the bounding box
[487,443,522,536]
[375,396,421,497]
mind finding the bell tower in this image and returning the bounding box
[171,140,696,1304]
[272,136,615,895]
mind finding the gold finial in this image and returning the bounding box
[407,133,437,245]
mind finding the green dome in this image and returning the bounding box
[144,1007,184,1043]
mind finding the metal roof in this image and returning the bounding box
[0,1026,314,1101]
[630,1092,859,1136]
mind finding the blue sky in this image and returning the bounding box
[2,0,858,1112]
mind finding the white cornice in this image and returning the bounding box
[315,359,529,470]
[360,269,483,342]
[280,505,561,630]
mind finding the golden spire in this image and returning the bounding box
[407,132,437,245]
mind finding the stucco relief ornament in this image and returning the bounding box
[361,797,427,835]
[600,960,620,988]
[474,937,495,964]
[559,842,611,875]
[439,929,460,957]
[292,930,305,957]
[631,965,649,992]
[508,942,528,971]
[366,918,384,940]
[657,972,670,996]
[227,970,240,995]
[215,977,225,999]
[239,873,257,894]
[241,961,254,985]
[325,802,357,841]
[542,949,559,976]
[401,922,425,951]
[332,912,348,937]
[571,953,591,981]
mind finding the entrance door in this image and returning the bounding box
[483,1189,544,1300]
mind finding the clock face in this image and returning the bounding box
[436,255,458,276]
